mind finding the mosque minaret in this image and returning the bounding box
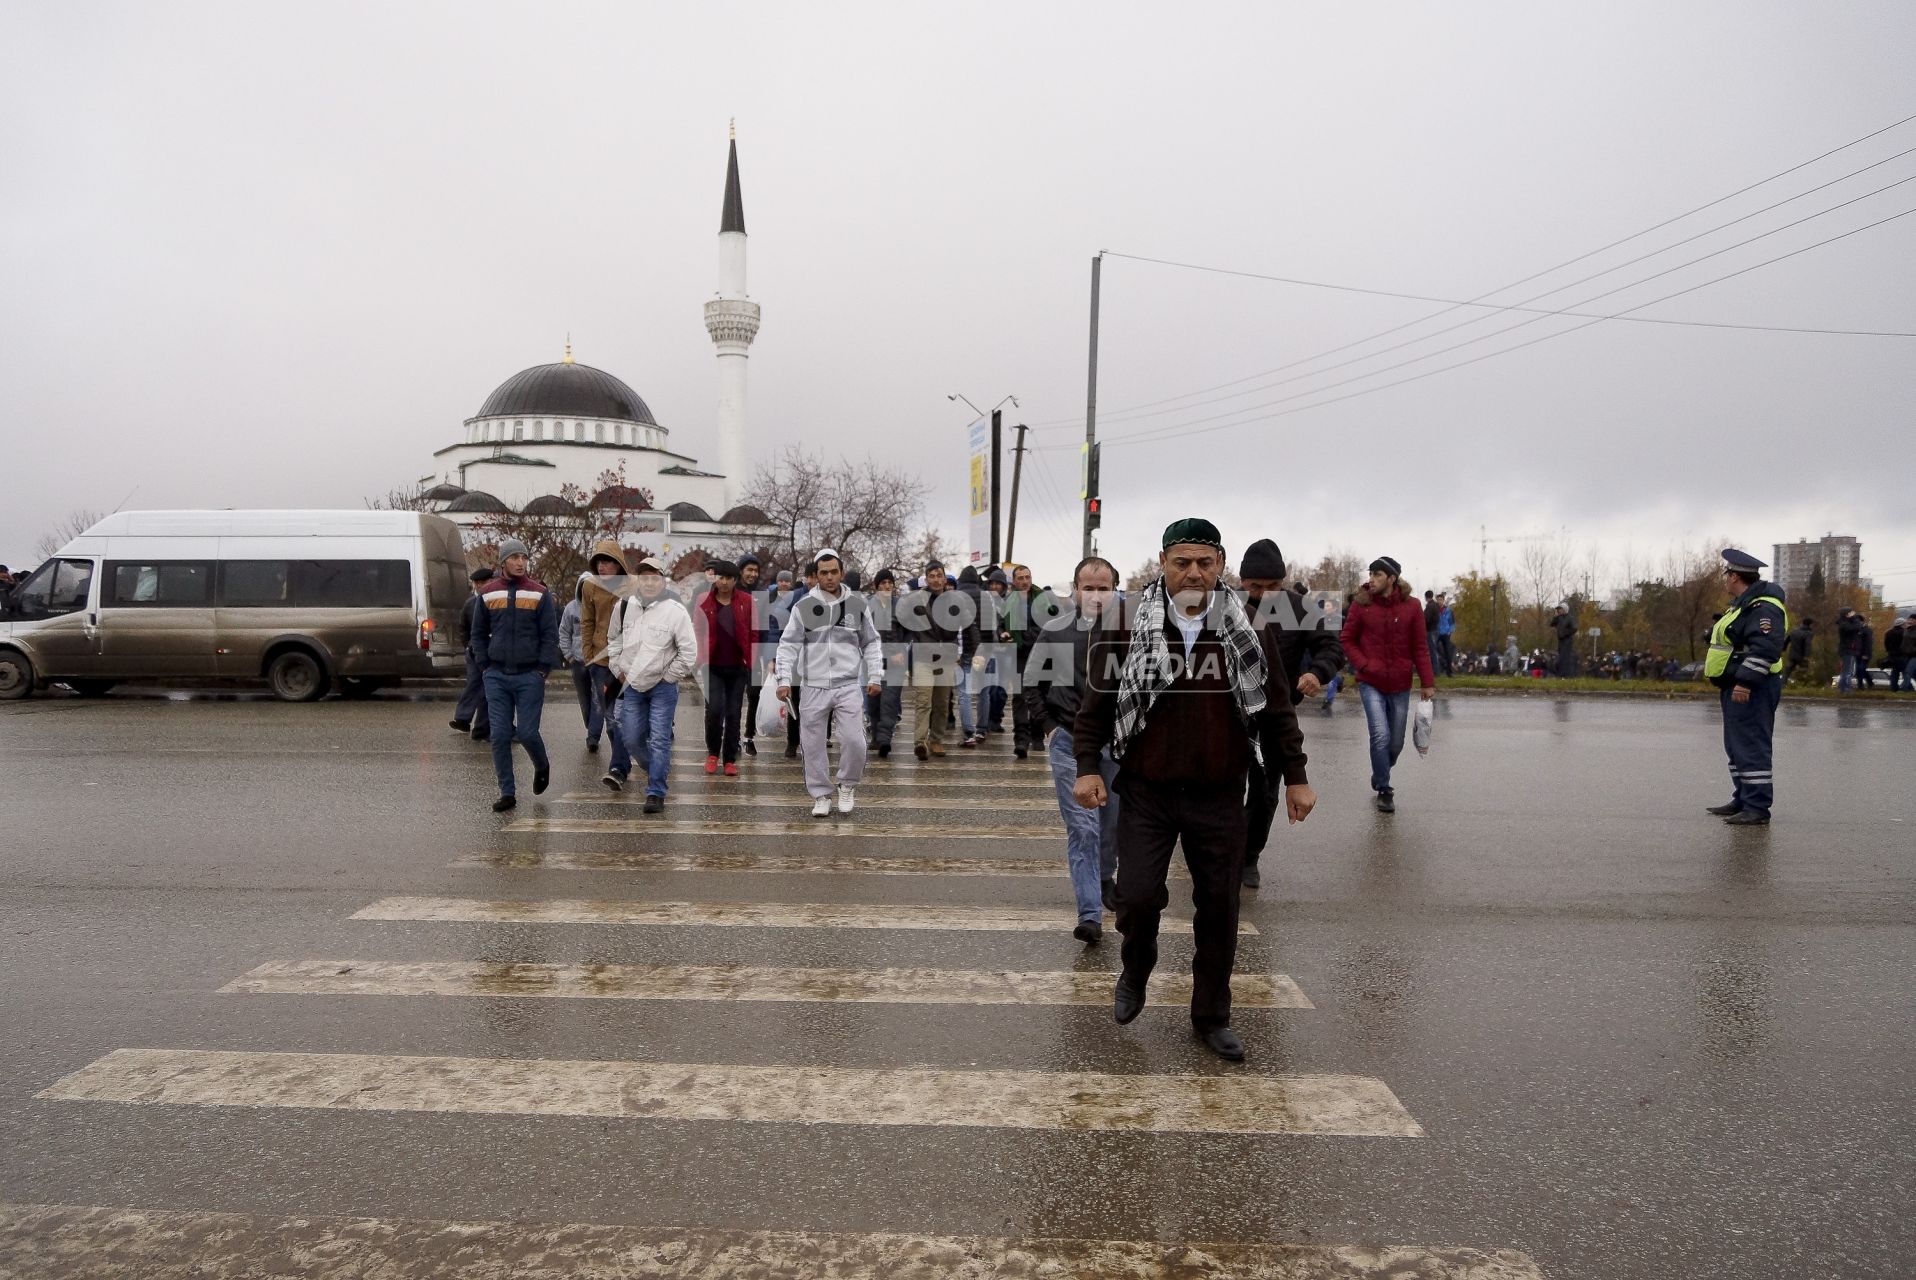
[703,121,760,512]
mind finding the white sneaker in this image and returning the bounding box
[836,784,856,815]
[811,795,833,819]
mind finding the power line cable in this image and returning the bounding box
[1081,170,1916,439]
[1026,109,1916,429]
[1074,157,1916,433]
[1034,204,1916,452]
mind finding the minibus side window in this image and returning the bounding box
[220,561,291,607]
[106,562,212,607]
[290,560,411,608]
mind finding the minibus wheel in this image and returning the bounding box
[267,649,329,702]
[0,650,33,700]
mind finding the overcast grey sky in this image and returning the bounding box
[4,2,1913,604]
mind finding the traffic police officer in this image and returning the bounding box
[1705,548,1788,826]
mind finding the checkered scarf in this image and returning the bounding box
[1110,579,1267,760]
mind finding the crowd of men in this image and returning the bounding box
[438,528,1885,1058]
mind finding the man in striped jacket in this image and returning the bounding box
[471,538,559,813]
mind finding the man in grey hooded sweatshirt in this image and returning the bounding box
[775,548,884,818]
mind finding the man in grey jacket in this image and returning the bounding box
[776,548,884,818]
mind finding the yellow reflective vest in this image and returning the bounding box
[1705,595,1788,680]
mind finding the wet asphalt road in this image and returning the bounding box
[0,686,1911,1278]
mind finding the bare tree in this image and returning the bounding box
[1123,556,1162,593]
[743,445,929,575]
[34,508,106,559]
[1301,549,1364,600]
[466,461,658,595]
[366,485,432,512]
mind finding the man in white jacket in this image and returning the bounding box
[606,556,697,813]
[775,548,884,818]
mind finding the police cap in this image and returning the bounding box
[1720,548,1767,572]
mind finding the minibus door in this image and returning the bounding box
[5,558,102,677]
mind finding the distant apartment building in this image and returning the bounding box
[1771,535,1861,596]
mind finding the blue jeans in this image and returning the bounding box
[955,665,977,736]
[1839,652,1865,692]
[1358,683,1410,793]
[588,665,632,777]
[482,668,549,796]
[1048,727,1119,924]
[621,681,679,798]
[1905,656,1916,692]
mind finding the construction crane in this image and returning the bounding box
[1476,526,1551,654]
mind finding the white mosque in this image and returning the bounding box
[417,128,774,570]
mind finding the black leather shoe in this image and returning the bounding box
[1723,810,1770,825]
[643,794,664,814]
[1375,790,1396,813]
[1705,801,1742,816]
[1112,978,1145,1025]
[1196,1026,1246,1062]
[532,766,550,795]
[784,743,798,759]
[1241,863,1261,889]
[491,794,516,813]
[449,719,470,733]
[1073,920,1102,945]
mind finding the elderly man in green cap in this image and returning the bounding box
[1072,517,1316,1061]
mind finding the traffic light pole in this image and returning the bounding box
[1082,252,1101,558]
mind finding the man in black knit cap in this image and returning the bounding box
[1236,538,1343,889]
[1073,517,1315,1061]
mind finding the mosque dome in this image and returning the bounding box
[476,360,657,425]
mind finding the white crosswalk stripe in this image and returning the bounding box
[37,1048,1420,1136]
[503,817,1058,838]
[222,959,1312,1007]
[0,1204,1546,1279]
[350,896,1237,933]
[450,849,1192,878]
[558,791,1060,811]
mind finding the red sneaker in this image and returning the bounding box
[724,762,738,777]
[704,755,719,774]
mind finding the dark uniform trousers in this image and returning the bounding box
[1114,774,1247,1031]
[1721,676,1782,816]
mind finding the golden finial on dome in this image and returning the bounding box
[563,333,574,364]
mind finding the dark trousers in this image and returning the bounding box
[1438,634,1456,677]
[704,666,748,762]
[455,648,490,733]
[786,685,802,747]
[569,660,596,737]
[1242,758,1282,867]
[1011,654,1043,750]
[1721,677,1782,816]
[1113,774,1247,1031]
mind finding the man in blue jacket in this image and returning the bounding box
[471,537,559,813]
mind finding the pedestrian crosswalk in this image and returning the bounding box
[222,959,1310,1006]
[21,704,1550,1277]
[0,1204,1548,1279]
[350,895,1231,933]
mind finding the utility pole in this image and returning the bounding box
[1004,421,1029,564]
[989,409,1003,565]
[1082,252,1102,558]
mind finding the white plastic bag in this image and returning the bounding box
[1413,699,1434,756]
[755,684,788,739]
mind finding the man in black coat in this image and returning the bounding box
[1782,617,1815,685]
[1236,538,1342,888]
[1551,604,1579,678]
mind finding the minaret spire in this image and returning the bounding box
[705,122,760,510]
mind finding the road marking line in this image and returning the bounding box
[350,896,1240,933]
[36,1049,1416,1135]
[0,1204,1540,1277]
[555,792,1058,811]
[658,759,1050,774]
[503,818,1058,839]
[563,776,1057,791]
[451,849,1199,878]
[222,960,1312,1008]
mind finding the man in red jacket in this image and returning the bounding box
[695,560,755,776]
[1340,556,1437,813]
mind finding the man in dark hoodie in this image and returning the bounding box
[471,538,559,812]
[1236,538,1344,887]
[954,565,986,745]
[450,565,494,739]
